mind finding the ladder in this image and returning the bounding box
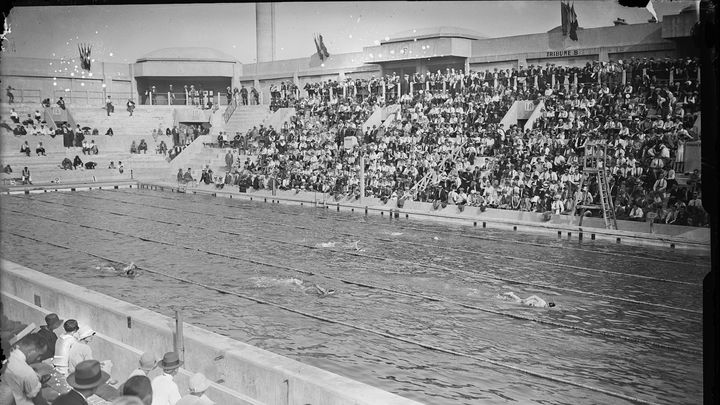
[572,141,617,230]
[411,142,466,193]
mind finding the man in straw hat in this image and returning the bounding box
[53,359,109,405]
[150,352,182,405]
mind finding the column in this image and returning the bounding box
[697,66,701,83]
[513,76,517,91]
[443,81,447,93]
[330,87,334,100]
[426,81,430,91]
[669,69,674,85]
[564,75,569,93]
[410,82,414,96]
[534,75,538,89]
[493,76,498,90]
[397,83,401,100]
[573,73,578,88]
[149,92,153,105]
[168,92,171,106]
[622,69,627,85]
[353,85,357,98]
[343,85,347,98]
[382,82,386,99]
[185,92,189,105]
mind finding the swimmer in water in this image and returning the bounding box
[314,284,336,297]
[500,292,555,308]
[96,262,138,278]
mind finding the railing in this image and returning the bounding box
[3,89,42,104]
[52,90,131,107]
[223,98,239,123]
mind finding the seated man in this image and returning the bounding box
[137,139,148,154]
[0,333,49,405]
[108,161,116,169]
[157,140,168,156]
[127,99,136,116]
[61,157,74,170]
[176,168,184,183]
[130,141,138,154]
[105,127,114,136]
[21,167,32,185]
[73,155,84,170]
[56,97,66,109]
[14,125,27,136]
[9,108,20,123]
[182,168,194,183]
[85,161,97,170]
[20,141,31,156]
[82,139,91,155]
[89,140,99,155]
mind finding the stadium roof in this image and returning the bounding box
[136,47,238,63]
[382,26,488,44]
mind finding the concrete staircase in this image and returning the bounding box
[224,105,271,135]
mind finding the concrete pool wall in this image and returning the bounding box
[0,259,425,405]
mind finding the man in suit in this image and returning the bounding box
[53,360,110,405]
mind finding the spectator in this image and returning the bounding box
[629,203,644,221]
[130,141,138,154]
[85,162,97,170]
[20,167,31,185]
[106,96,114,116]
[9,108,20,123]
[225,150,233,170]
[36,313,63,360]
[82,139,91,155]
[109,161,116,169]
[20,141,31,157]
[3,164,12,174]
[176,169,184,183]
[177,372,214,405]
[34,110,42,122]
[0,333,48,405]
[182,168,194,183]
[150,352,182,405]
[138,139,148,154]
[36,141,46,156]
[127,99,136,117]
[89,140,99,155]
[121,375,153,405]
[53,360,110,405]
[240,86,248,105]
[61,158,74,170]
[57,97,66,109]
[157,140,168,156]
[73,155,84,170]
[6,85,15,103]
[106,127,115,136]
[53,319,79,376]
[127,352,156,380]
[67,326,95,375]
[118,161,125,174]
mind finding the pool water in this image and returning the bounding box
[0,189,708,405]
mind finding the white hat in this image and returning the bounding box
[188,372,211,393]
[77,326,96,340]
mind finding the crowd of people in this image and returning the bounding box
[0,311,217,405]
[207,57,705,227]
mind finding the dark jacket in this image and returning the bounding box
[53,390,88,405]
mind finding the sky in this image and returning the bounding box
[2,1,695,64]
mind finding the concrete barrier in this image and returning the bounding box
[0,260,424,405]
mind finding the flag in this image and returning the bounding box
[569,3,579,41]
[313,33,324,61]
[561,1,569,36]
[78,43,92,71]
[318,34,330,59]
[646,0,658,22]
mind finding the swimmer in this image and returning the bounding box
[500,292,555,308]
[95,262,138,278]
[314,284,336,297]
[316,241,362,251]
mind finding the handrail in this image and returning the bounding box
[223,98,238,123]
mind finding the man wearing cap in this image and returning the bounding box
[121,375,153,405]
[53,319,79,376]
[128,352,157,380]
[36,313,63,361]
[177,373,214,405]
[53,360,109,405]
[151,352,182,405]
[0,334,49,405]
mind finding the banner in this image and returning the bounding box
[343,136,358,149]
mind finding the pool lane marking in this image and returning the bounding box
[64,190,705,286]
[117,187,711,267]
[3,203,704,356]
[0,231,669,405]
[11,194,703,313]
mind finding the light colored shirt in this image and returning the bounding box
[128,368,147,379]
[67,341,93,375]
[1,349,42,405]
[151,373,182,405]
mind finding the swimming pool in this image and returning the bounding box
[0,189,708,405]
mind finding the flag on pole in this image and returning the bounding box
[645,0,658,22]
[569,3,579,41]
[561,1,569,36]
